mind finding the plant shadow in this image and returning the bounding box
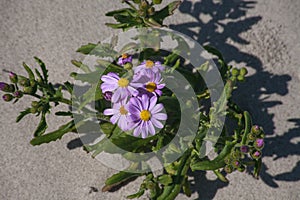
[169,0,294,198]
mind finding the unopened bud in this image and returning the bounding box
[232,160,241,168]
[251,125,262,135]
[240,145,249,153]
[224,165,233,173]
[153,0,162,4]
[2,94,14,102]
[251,150,262,160]
[231,68,239,76]
[13,91,23,98]
[9,72,18,83]
[254,138,264,150]
[240,67,248,76]
[124,62,133,70]
[237,75,245,82]
[23,86,34,94]
[31,101,39,108]
[18,76,30,87]
[237,165,246,172]
[147,7,155,15]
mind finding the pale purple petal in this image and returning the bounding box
[103,108,116,116]
[133,125,142,137]
[110,114,120,124]
[151,118,164,128]
[148,121,155,135]
[141,94,149,110]
[112,88,121,102]
[151,103,164,114]
[153,113,167,120]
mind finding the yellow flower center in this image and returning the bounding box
[140,110,151,121]
[145,60,154,68]
[121,53,128,59]
[119,106,128,115]
[145,82,157,93]
[118,78,129,87]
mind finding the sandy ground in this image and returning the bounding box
[1,0,300,199]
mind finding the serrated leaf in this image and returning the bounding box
[16,108,31,122]
[72,70,101,83]
[33,112,48,137]
[30,121,75,145]
[34,57,48,83]
[23,62,35,80]
[105,8,135,17]
[78,83,103,110]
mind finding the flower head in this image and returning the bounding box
[117,53,133,66]
[103,99,131,131]
[128,95,167,138]
[100,72,138,103]
[131,71,165,96]
[133,60,164,77]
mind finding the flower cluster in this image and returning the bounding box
[100,56,167,138]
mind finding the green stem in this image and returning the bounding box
[190,141,236,171]
[157,148,192,200]
[241,111,252,145]
[124,0,138,11]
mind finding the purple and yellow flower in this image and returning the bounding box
[100,72,138,103]
[117,53,133,66]
[128,95,167,138]
[131,71,165,96]
[103,98,131,131]
[133,60,164,76]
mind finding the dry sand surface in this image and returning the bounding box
[1,0,300,199]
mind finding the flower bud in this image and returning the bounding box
[124,62,133,70]
[0,82,10,92]
[2,94,14,102]
[153,0,162,4]
[147,7,155,15]
[251,150,262,160]
[18,76,30,87]
[9,72,18,83]
[232,160,241,168]
[247,133,256,141]
[237,75,245,82]
[13,91,23,98]
[224,165,233,173]
[240,145,249,153]
[103,91,113,101]
[23,86,34,94]
[231,150,241,159]
[251,125,261,135]
[224,157,231,165]
[231,68,239,76]
[30,107,37,114]
[37,105,44,112]
[240,67,248,76]
[31,101,39,108]
[237,165,246,172]
[140,0,148,9]
[254,138,264,150]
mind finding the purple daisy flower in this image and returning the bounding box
[128,94,167,138]
[131,71,165,96]
[100,72,138,103]
[117,53,133,66]
[133,60,164,77]
[103,98,131,131]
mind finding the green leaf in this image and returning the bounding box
[30,121,75,145]
[203,45,224,61]
[71,60,91,73]
[34,57,48,83]
[152,1,181,25]
[33,112,48,137]
[158,175,173,186]
[23,62,35,80]
[102,171,140,192]
[105,8,135,17]
[72,70,101,84]
[63,81,73,94]
[78,82,103,110]
[16,108,31,122]
[127,189,145,199]
[76,43,97,54]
